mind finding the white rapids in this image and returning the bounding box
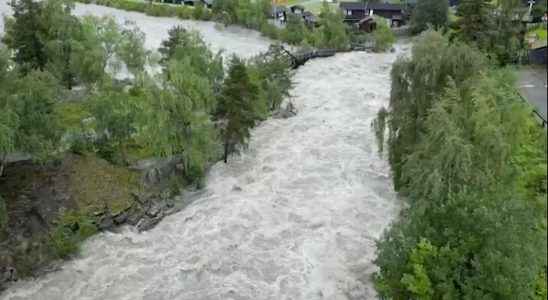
[1,3,404,299]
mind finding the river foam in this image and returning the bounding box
[1,3,404,299]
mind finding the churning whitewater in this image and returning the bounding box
[1,3,404,299]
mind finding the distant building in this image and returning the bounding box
[340,2,369,24]
[290,4,306,14]
[202,0,214,8]
[272,6,289,23]
[339,1,407,27]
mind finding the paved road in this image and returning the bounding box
[518,66,547,121]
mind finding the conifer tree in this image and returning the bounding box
[218,56,259,163]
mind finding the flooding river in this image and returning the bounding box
[1,3,403,299]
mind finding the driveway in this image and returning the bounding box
[518,66,547,121]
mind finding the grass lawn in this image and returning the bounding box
[528,27,548,40]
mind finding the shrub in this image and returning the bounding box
[70,133,96,156]
[48,211,97,258]
[372,17,395,52]
[169,175,182,196]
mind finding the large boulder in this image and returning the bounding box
[129,157,182,188]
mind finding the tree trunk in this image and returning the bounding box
[121,140,128,165]
[224,142,229,163]
[0,153,5,178]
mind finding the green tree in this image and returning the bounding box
[372,16,396,52]
[281,13,307,45]
[218,56,259,163]
[409,0,449,34]
[373,30,487,190]
[42,0,83,89]
[2,0,49,71]
[212,0,237,24]
[0,46,18,178]
[88,85,137,164]
[454,0,521,64]
[373,30,547,300]
[116,21,148,77]
[314,4,350,51]
[72,15,122,88]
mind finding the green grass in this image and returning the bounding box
[528,27,548,40]
[58,101,92,131]
[65,155,140,215]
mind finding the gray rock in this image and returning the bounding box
[166,199,175,208]
[0,267,16,284]
[232,185,242,191]
[137,217,162,232]
[146,206,159,217]
[155,199,168,212]
[126,211,143,226]
[113,210,130,225]
[98,216,113,231]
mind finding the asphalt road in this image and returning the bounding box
[518,66,548,121]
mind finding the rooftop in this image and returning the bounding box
[339,2,368,10]
[273,6,289,13]
[367,3,406,11]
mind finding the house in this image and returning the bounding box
[367,3,407,27]
[302,11,319,27]
[182,0,196,5]
[290,4,305,14]
[202,0,214,8]
[358,15,376,32]
[272,6,289,22]
[340,2,369,24]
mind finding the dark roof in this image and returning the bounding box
[358,15,375,24]
[339,2,368,10]
[304,15,318,22]
[273,6,288,13]
[290,4,305,10]
[367,3,406,11]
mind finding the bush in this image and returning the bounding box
[169,175,182,196]
[48,211,97,258]
[70,133,96,156]
[372,17,395,52]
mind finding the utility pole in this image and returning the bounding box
[527,0,535,19]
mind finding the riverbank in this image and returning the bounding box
[1,1,403,298]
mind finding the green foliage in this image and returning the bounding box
[88,85,138,164]
[11,71,63,164]
[409,0,449,34]
[2,0,49,72]
[313,4,350,51]
[281,13,308,45]
[375,30,487,189]
[218,56,260,163]
[373,30,547,300]
[169,175,182,196]
[47,211,97,258]
[372,16,396,52]
[453,0,522,65]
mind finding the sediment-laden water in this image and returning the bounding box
[1,3,404,299]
